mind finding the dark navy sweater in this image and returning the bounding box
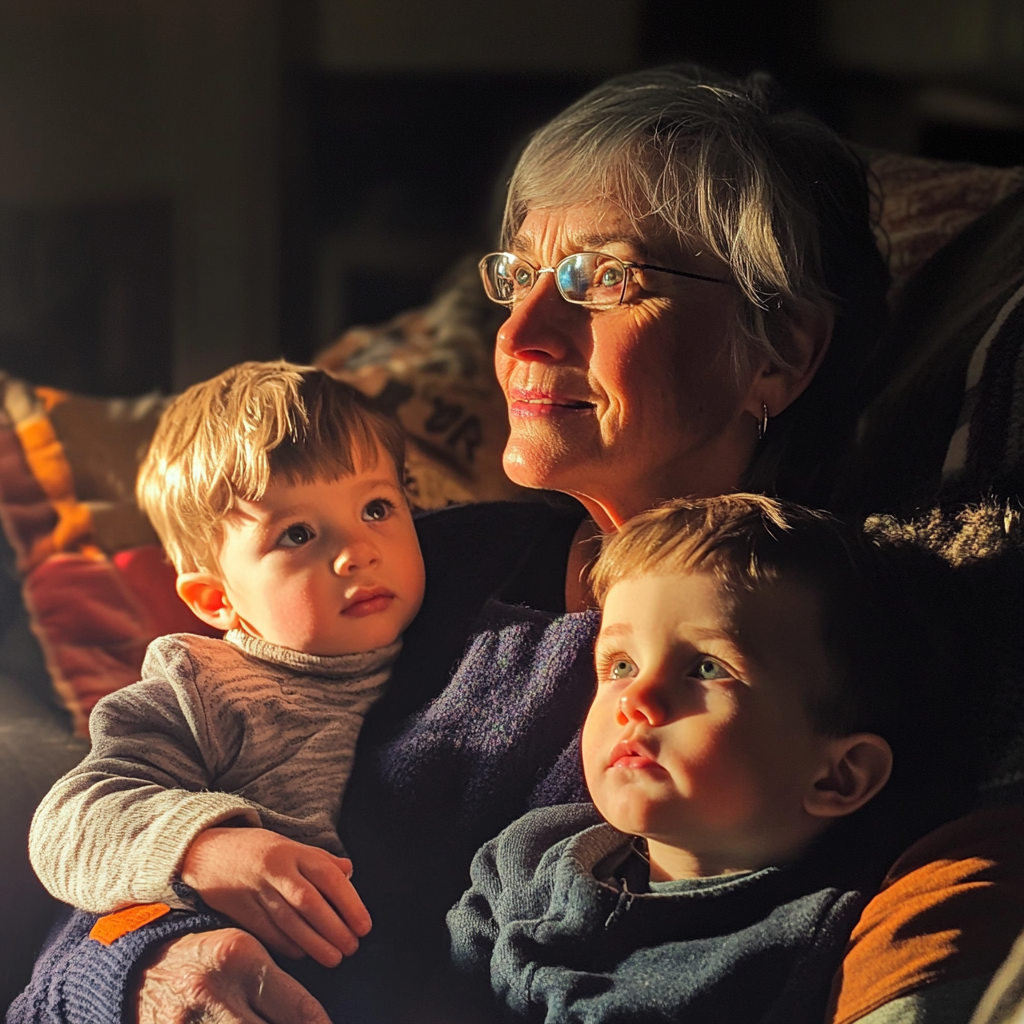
[448,803,868,1024]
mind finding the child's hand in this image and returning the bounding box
[180,826,371,968]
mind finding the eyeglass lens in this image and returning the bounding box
[481,253,628,308]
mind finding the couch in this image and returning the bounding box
[1,149,1023,1017]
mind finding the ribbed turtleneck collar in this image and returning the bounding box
[224,628,401,680]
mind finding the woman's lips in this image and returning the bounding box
[509,388,594,419]
[341,587,395,617]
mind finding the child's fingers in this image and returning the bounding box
[301,860,372,937]
[258,887,349,968]
[334,856,354,878]
[238,904,308,962]
[280,877,364,959]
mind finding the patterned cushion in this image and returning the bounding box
[867,153,1024,304]
[314,256,525,508]
[839,185,1024,514]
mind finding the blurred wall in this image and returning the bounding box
[0,0,280,389]
[826,0,1023,86]
[318,0,640,72]
[1,0,1021,391]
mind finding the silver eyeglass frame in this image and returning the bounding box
[478,251,730,309]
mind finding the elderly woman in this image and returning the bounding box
[14,66,980,1024]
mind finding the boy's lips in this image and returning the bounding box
[340,586,395,617]
[609,738,662,771]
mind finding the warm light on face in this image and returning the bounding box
[213,450,425,657]
[493,202,750,529]
[583,571,835,879]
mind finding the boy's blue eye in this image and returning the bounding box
[363,498,395,522]
[694,657,730,681]
[609,658,638,680]
[279,524,314,548]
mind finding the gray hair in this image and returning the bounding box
[502,65,888,504]
[504,65,867,373]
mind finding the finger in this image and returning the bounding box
[250,966,332,1024]
[134,930,325,1024]
[242,905,308,962]
[247,960,332,1024]
[334,856,354,877]
[301,860,372,936]
[259,888,351,968]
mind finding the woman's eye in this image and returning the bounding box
[694,657,731,681]
[279,524,314,548]
[609,658,638,680]
[598,265,625,288]
[362,498,395,522]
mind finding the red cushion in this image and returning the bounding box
[112,545,220,639]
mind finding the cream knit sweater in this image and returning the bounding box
[29,629,398,913]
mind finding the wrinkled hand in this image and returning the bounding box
[181,826,371,967]
[134,929,331,1024]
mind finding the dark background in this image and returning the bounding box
[1,0,1021,397]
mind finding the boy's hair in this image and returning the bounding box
[590,494,948,745]
[138,361,406,573]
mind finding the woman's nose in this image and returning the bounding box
[616,676,670,727]
[332,539,379,576]
[495,273,576,364]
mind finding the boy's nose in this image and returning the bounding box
[332,540,379,575]
[616,677,670,727]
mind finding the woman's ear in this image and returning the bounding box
[746,300,834,422]
[803,733,893,820]
[175,572,240,631]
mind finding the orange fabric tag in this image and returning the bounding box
[89,904,172,946]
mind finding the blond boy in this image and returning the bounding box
[30,361,425,969]
[449,494,937,1023]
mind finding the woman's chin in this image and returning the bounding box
[502,435,597,495]
[503,453,576,495]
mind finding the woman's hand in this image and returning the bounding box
[181,826,372,967]
[134,930,331,1024]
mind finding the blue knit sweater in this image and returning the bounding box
[10,501,596,1024]
[448,803,868,1024]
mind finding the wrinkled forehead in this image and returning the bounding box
[507,202,706,268]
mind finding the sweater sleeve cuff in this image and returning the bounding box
[131,794,263,908]
[17,907,230,1024]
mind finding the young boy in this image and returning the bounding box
[448,494,952,1024]
[29,360,425,970]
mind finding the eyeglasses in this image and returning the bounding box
[479,251,730,309]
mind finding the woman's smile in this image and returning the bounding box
[508,385,595,417]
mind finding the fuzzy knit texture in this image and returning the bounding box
[28,628,399,913]
[448,804,870,1024]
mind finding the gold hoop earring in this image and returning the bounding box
[758,404,769,440]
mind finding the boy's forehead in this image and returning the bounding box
[225,462,404,522]
[272,455,403,495]
[599,570,741,639]
[599,571,831,696]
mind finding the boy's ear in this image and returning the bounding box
[745,300,834,422]
[175,572,240,631]
[803,733,893,820]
